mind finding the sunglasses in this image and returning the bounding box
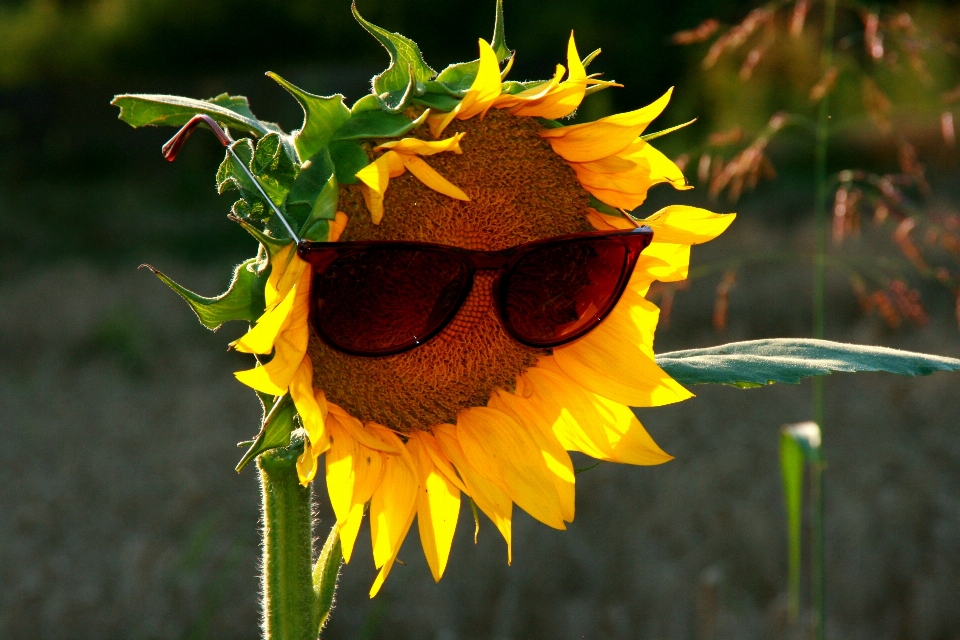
[297,227,653,357]
[162,115,654,357]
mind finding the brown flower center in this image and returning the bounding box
[309,109,592,431]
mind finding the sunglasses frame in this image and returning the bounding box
[297,226,654,357]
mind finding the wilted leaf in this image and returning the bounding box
[112,93,269,136]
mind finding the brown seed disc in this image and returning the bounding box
[308,109,593,432]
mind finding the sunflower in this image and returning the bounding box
[115,3,733,598]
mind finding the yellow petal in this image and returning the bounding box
[488,389,576,523]
[458,38,504,120]
[520,360,673,465]
[509,33,588,119]
[540,88,673,163]
[597,286,660,357]
[296,445,319,485]
[433,424,513,563]
[263,244,301,309]
[368,496,417,598]
[328,404,398,454]
[233,265,311,394]
[290,359,328,453]
[325,414,357,525]
[355,152,405,225]
[408,432,461,582]
[553,324,692,407]
[585,208,634,231]
[456,407,566,530]
[641,205,736,244]
[401,155,470,202]
[417,430,468,494]
[636,242,692,283]
[338,420,386,563]
[329,211,349,242]
[231,279,299,354]
[572,142,690,210]
[369,432,418,570]
[376,132,465,156]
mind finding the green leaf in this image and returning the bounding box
[312,525,343,634]
[228,215,291,260]
[111,93,269,136]
[268,72,350,162]
[491,0,511,63]
[656,338,960,388]
[329,140,370,184]
[332,109,426,141]
[143,258,267,331]
[412,93,460,112]
[218,139,273,225]
[351,94,383,114]
[780,428,805,620]
[236,394,297,472]
[352,3,436,113]
[285,150,339,241]
[251,132,299,205]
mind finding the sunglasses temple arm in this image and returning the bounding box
[162,114,301,244]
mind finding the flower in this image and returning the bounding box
[121,4,734,598]
[232,36,733,596]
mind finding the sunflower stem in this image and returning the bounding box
[258,446,316,640]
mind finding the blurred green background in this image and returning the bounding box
[2,0,960,638]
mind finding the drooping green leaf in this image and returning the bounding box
[312,525,343,634]
[412,93,460,112]
[285,149,339,241]
[352,3,436,113]
[268,72,351,162]
[143,258,267,331]
[236,394,297,472]
[656,338,960,388]
[329,140,370,184]
[332,109,427,141]
[111,93,269,136]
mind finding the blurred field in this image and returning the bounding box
[2,0,960,638]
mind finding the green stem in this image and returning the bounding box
[812,2,836,638]
[258,447,315,640]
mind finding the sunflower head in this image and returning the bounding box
[114,0,734,596]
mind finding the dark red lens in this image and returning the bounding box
[500,237,631,346]
[312,248,470,356]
